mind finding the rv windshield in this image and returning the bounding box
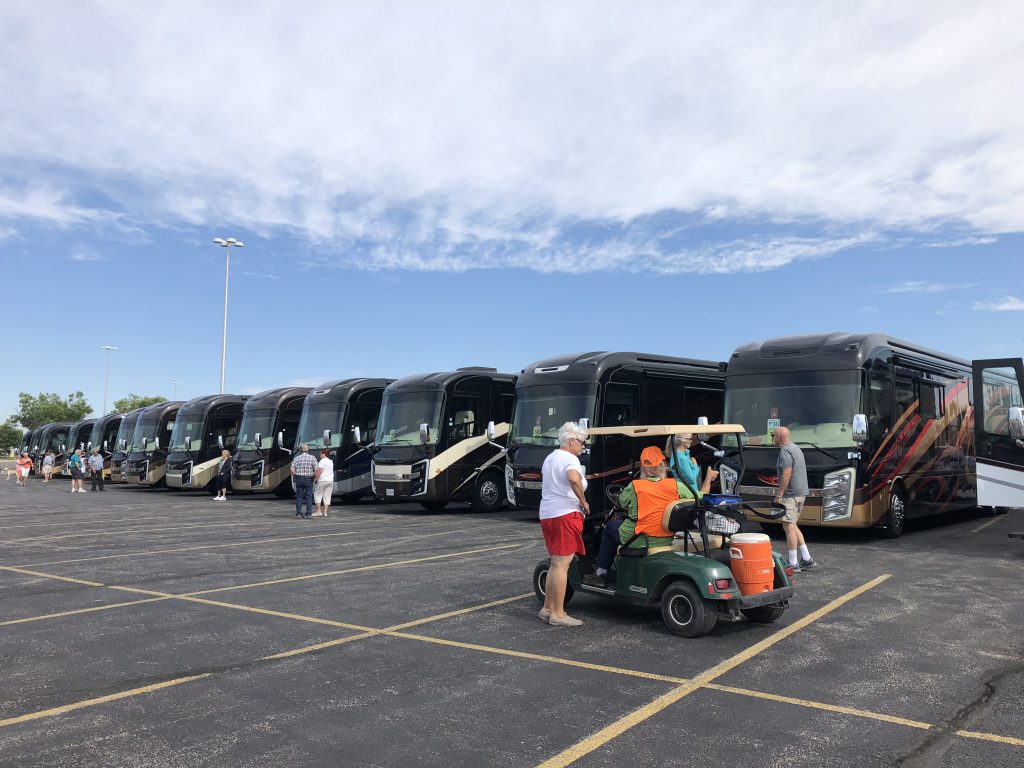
[88,422,105,451]
[723,371,863,448]
[237,409,277,450]
[169,412,207,452]
[116,416,139,452]
[378,391,443,445]
[510,384,597,446]
[296,402,346,449]
[132,418,161,451]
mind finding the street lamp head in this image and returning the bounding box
[213,237,227,246]
[101,345,118,351]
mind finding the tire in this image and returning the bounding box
[660,580,717,638]
[881,487,907,539]
[532,559,573,606]
[741,604,786,624]
[274,482,295,499]
[419,500,448,512]
[471,472,504,512]
[340,492,363,504]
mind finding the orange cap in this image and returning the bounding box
[640,446,665,467]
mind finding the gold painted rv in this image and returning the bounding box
[165,394,248,492]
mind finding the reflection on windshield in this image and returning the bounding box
[169,415,206,452]
[116,417,139,452]
[132,418,160,450]
[237,409,277,450]
[723,372,862,448]
[296,402,346,449]
[511,385,596,446]
[378,392,442,445]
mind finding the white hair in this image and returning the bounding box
[558,421,588,447]
[665,433,692,453]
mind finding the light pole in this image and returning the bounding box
[171,381,181,399]
[213,237,244,394]
[101,345,118,415]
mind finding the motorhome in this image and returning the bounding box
[61,419,97,476]
[294,378,394,502]
[32,423,72,474]
[165,394,248,492]
[20,428,41,470]
[371,368,515,511]
[719,332,1024,537]
[125,401,183,486]
[86,413,124,478]
[110,408,144,483]
[506,352,726,511]
[230,387,311,495]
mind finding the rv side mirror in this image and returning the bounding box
[419,423,430,443]
[185,436,192,450]
[254,432,262,447]
[103,440,108,451]
[61,444,66,452]
[486,421,496,440]
[323,429,332,443]
[852,413,868,443]
[1008,407,1024,439]
[277,431,285,448]
[154,437,160,449]
[217,434,224,449]
[351,426,361,444]
[697,415,709,441]
[578,417,589,430]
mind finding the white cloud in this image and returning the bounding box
[1,1,1022,273]
[974,296,1024,311]
[884,281,975,294]
[69,246,108,262]
[922,236,998,248]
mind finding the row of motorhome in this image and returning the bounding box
[18,332,1024,536]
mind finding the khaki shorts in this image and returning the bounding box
[314,480,333,505]
[780,496,805,523]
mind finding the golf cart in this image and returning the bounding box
[532,424,795,638]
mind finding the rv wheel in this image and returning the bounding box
[533,560,573,606]
[881,487,907,539]
[419,500,448,512]
[471,472,505,512]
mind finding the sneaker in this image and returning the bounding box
[789,561,801,573]
[582,572,608,588]
[538,608,551,621]
[548,614,583,627]
[79,489,87,493]
[799,558,817,570]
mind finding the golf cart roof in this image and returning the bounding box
[585,424,745,437]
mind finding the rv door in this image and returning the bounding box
[972,358,1024,507]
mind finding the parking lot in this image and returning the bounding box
[0,477,1021,768]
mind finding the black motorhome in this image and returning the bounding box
[166,394,248,492]
[87,413,124,478]
[231,387,311,496]
[720,332,1024,537]
[32,423,72,474]
[294,378,394,502]
[506,351,726,511]
[110,408,144,483]
[125,401,183,486]
[20,428,41,471]
[371,368,515,510]
[61,418,97,476]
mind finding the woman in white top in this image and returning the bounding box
[538,421,590,627]
[313,448,335,517]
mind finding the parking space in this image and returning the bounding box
[0,479,1021,767]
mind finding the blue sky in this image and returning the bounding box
[1,1,1022,423]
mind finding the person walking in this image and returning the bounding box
[42,450,55,482]
[16,453,33,486]
[88,448,105,491]
[290,443,317,519]
[538,421,590,627]
[773,426,817,572]
[68,449,86,493]
[214,449,232,501]
[313,447,334,517]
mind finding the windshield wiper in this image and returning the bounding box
[794,441,841,460]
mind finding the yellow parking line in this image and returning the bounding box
[971,516,1004,533]
[0,520,262,544]
[0,567,105,587]
[535,574,892,768]
[0,597,168,627]
[957,729,1024,747]
[0,514,166,531]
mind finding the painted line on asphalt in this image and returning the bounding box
[0,597,168,627]
[0,514,167,531]
[956,729,1024,747]
[535,574,893,768]
[970,515,1005,533]
[0,520,269,544]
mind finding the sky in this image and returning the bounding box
[1,1,1022,424]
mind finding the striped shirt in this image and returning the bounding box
[290,452,318,476]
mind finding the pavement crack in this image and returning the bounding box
[894,662,1024,766]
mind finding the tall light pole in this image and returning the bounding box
[101,345,118,415]
[171,381,181,399]
[213,237,244,394]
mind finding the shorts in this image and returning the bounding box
[17,467,28,477]
[43,465,53,476]
[781,496,805,523]
[70,467,84,480]
[540,511,586,557]
[314,480,333,505]
[217,476,230,491]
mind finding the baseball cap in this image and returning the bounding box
[640,446,665,467]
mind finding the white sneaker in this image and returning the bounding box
[79,489,87,493]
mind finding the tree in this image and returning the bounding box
[112,394,167,414]
[11,392,93,430]
[0,420,24,454]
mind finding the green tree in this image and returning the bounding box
[112,394,167,414]
[0,420,24,454]
[11,392,93,430]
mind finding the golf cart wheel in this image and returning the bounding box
[881,487,907,539]
[419,500,448,512]
[471,472,504,512]
[533,560,573,606]
[741,604,786,624]
[661,581,716,638]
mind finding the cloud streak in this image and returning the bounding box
[974,296,1024,311]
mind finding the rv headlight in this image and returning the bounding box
[821,468,855,521]
[719,464,738,494]
[504,462,516,505]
